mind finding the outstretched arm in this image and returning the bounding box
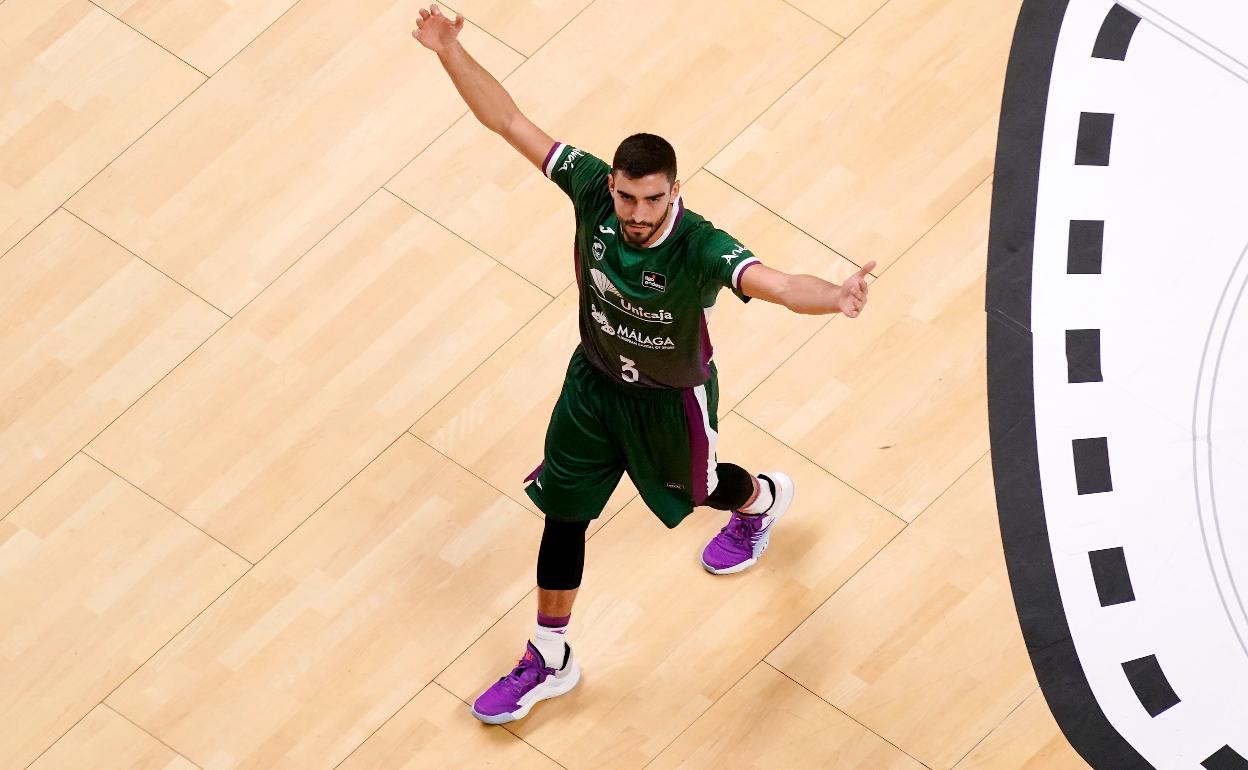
[412,4,554,170]
[740,261,877,317]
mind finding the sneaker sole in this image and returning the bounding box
[702,472,794,576]
[471,660,582,725]
[702,555,757,575]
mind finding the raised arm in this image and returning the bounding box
[413,4,554,171]
[740,261,877,317]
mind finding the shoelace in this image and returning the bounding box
[496,655,554,695]
[722,515,761,549]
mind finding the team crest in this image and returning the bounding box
[592,237,606,261]
[642,271,666,292]
[590,303,615,335]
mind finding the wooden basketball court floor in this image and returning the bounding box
[0,0,1095,767]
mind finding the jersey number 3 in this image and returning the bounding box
[619,355,639,383]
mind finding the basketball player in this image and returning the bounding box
[413,4,875,724]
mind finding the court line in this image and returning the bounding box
[1119,0,1248,86]
[1092,3,1141,60]
[1122,654,1182,717]
[1193,237,1248,660]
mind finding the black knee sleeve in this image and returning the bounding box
[704,463,755,510]
[537,518,589,590]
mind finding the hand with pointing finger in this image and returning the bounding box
[412,4,465,53]
[837,260,876,318]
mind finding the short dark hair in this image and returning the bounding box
[612,133,677,184]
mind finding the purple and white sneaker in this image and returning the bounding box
[701,472,795,575]
[471,640,580,724]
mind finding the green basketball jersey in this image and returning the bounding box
[543,142,762,389]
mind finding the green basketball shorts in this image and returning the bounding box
[524,346,720,528]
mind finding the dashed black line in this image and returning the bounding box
[1203,744,1248,770]
[1075,5,1193,741]
[1065,328,1103,383]
[1093,4,1143,60]
[1089,546,1135,606]
[1122,654,1182,717]
[1067,219,1105,274]
[1075,112,1116,166]
[1072,437,1113,495]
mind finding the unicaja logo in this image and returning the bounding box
[591,268,623,298]
[589,269,674,324]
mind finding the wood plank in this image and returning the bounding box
[29,704,198,770]
[107,435,541,770]
[89,191,548,561]
[387,0,839,294]
[683,172,866,410]
[0,0,202,256]
[708,0,1019,271]
[437,414,903,769]
[450,0,595,56]
[68,0,522,314]
[339,683,559,770]
[0,209,225,519]
[786,0,891,37]
[768,456,1036,770]
[737,178,992,522]
[0,454,248,769]
[411,283,640,533]
[954,689,1091,770]
[94,0,299,74]
[650,663,926,770]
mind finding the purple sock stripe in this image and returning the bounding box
[537,613,570,629]
[683,389,710,506]
[525,461,544,484]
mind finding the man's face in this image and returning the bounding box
[608,171,681,247]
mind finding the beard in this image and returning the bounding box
[621,205,670,246]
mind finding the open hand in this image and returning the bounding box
[838,261,876,318]
[412,4,464,52]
